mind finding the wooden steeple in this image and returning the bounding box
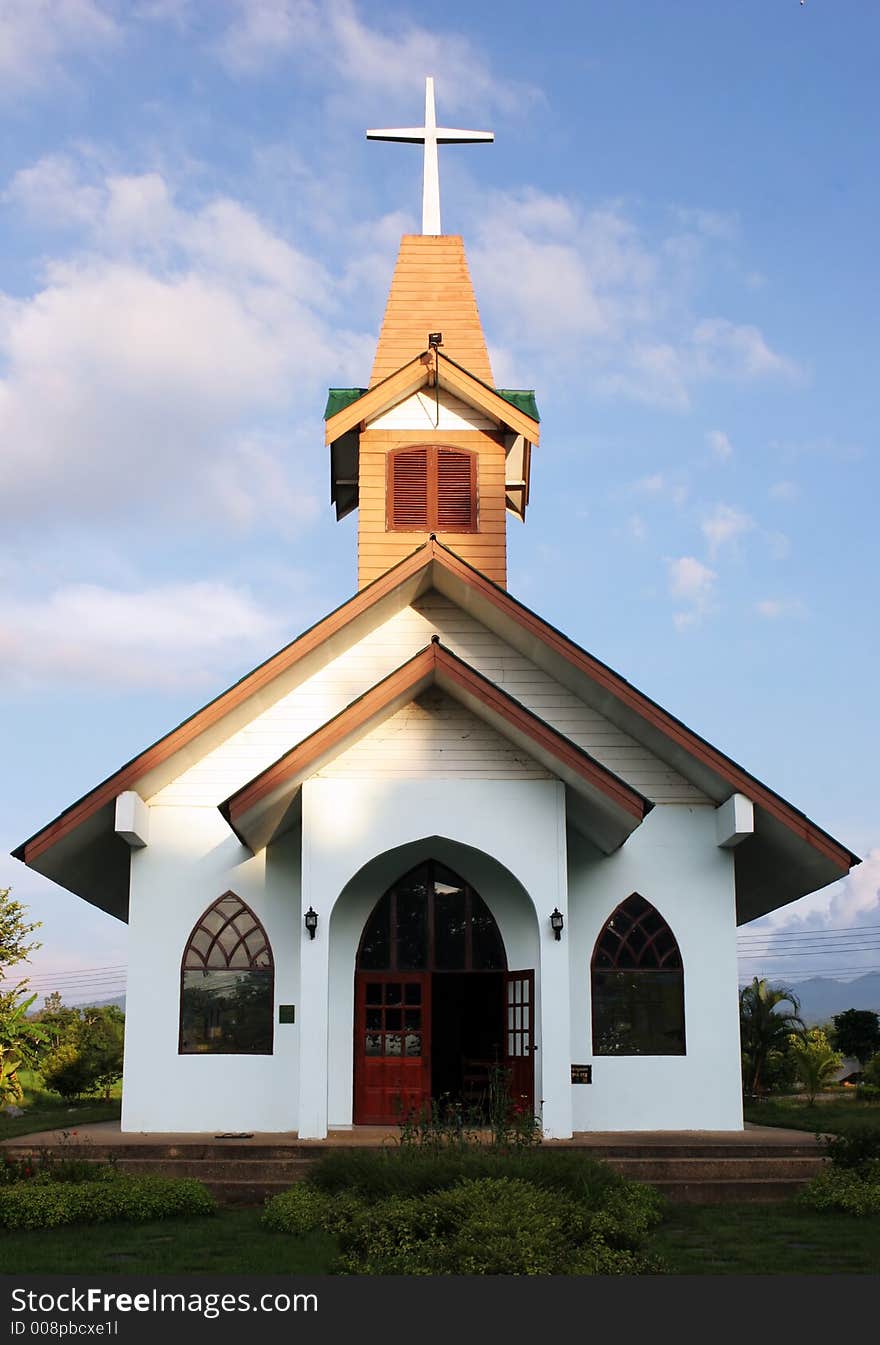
[326,81,540,592]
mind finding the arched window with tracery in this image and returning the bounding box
[179,892,274,1055]
[591,893,685,1056]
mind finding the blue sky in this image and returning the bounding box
[0,0,877,1004]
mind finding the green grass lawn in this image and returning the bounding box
[0,1070,121,1142]
[2,1200,878,1275]
[744,1094,880,1136]
[654,1201,880,1274]
[0,1209,337,1274]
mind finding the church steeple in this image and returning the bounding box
[370,234,494,387]
[325,79,540,592]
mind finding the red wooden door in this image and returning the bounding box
[354,972,431,1124]
[504,970,535,1115]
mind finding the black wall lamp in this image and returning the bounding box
[304,907,318,941]
[550,908,564,941]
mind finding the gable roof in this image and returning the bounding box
[218,639,651,855]
[324,350,540,447]
[12,537,859,923]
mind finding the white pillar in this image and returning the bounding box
[538,785,573,1138]
[297,787,330,1138]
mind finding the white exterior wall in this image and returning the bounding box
[568,805,744,1131]
[299,777,572,1139]
[121,808,301,1133]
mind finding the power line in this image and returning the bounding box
[738,924,880,940]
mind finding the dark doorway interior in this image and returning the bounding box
[431,972,504,1112]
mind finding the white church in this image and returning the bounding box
[14,83,858,1139]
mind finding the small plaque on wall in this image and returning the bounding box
[279,1005,296,1024]
[571,1064,592,1084]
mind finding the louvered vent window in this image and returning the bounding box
[388,445,477,532]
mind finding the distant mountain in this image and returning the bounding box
[67,994,126,1012]
[781,973,880,1026]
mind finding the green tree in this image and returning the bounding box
[789,1027,842,1104]
[831,1009,880,1067]
[41,1005,124,1101]
[0,887,41,978]
[739,977,805,1097]
[0,888,43,1104]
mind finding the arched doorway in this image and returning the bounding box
[353,860,534,1125]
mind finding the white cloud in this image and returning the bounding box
[668,555,716,629]
[689,318,800,381]
[0,0,119,95]
[0,580,284,690]
[701,503,754,556]
[467,190,799,407]
[707,429,733,460]
[0,157,370,530]
[757,847,880,938]
[755,597,807,620]
[216,0,526,114]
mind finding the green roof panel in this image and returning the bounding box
[324,388,367,420]
[496,389,540,423]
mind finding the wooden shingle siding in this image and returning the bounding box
[316,689,552,780]
[150,592,706,809]
[370,236,494,387]
[358,427,507,589]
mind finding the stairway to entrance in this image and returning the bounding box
[2,1125,826,1205]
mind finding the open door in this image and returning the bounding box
[354,972,431,1124]
[503,970,535,1115]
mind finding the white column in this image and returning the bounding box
[296,786,330,1139]
[538,783,573,1138]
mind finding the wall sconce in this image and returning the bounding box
[304,907,318,941]
[550,908,564,941]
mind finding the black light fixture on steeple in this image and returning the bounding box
[304,907,318,941]
[550,908,564,941]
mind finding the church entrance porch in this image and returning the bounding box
[352,860,535,1125]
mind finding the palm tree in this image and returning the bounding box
[739,977,804,1097]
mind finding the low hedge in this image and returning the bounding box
[798,1167,880,1217]
[0,1175,216,1230]
[306,1146,621,1204]
[332,1177,664,1276]
[262,1158,666,1275]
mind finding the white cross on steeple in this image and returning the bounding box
[366,77,494,236]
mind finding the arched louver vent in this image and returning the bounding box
[182,892,273,972]
[436,449,476,530]
[388,445,477,533]
[391,447,428,529]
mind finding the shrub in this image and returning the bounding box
[0,1175,215,1230]
[857,1084,880,1103]
[333,1176,664,1276]
[820,1127,880,1173]
[307,1146,621,1205]
[863,1055,880,1088]
[798,1167,880,1217]
[261,1185,364,1236]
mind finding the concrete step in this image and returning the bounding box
[111,1157,316,1182]
[653,1177,814,1204]
[604,1156,824,1182]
